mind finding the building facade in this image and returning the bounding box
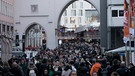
[14,0,100,51]
[0,0,14,61]
[0,0,126,61]
[107,0,124,49]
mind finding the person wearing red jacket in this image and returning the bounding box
[90,60,101,76]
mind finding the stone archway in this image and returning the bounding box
[25,23,46,51]
[57,0,100,42]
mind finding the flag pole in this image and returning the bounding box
[129,0,132,64]
[125,43,128,67]
[124,0,129,66]
[134,0,135,65]
[126,0,131,66]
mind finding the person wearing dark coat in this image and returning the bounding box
[36,60,42,76]
[98,60,109,76]
[41,69,50,76]
[110,59,120,75]
[40,59,48,75]
[116,61,129,76]
[20,59,28,76]
[128,63,135,76]
[78,62,89,76]
[10,62,24,76]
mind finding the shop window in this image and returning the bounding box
[112,10,118,17]
[70,17,75,23]
[119,10,124,17]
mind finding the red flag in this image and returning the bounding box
[129,0,134,35]
[123,0,129,43]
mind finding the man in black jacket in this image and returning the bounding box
[129,63,135,76]
[116,61,129,76]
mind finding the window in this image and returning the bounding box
[85,10,98,17]
[2,25,5,32]
[31,5,38,12]
[0,0,2,14]
[0,24,1,33]
[71,10,76,16]
[5,6,7,16]
[72,2,76,8]
[70,17,75,23]
[63,10,67,16]
[11,26,14,33]
[2,1,5,15]
[80,2,83,8]
[79,10,83,16]
[10,5,12,17]
[64,17,68,23]
[7,26,9,32]
[119,10,124,16]
[112,10,118,17]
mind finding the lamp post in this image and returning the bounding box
[15,33,19,47]
[22,33,25,52]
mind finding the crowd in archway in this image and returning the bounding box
[0,40,135,76]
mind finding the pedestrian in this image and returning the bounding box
[90,59,101,76]
[116,61,129,76]
[26,61,38,76]
[111,72,119,76]
[62,65,72,76]
[20,59,28,76]
[10,62,24,76]
[41,69,50,76]
[128,63,135,76]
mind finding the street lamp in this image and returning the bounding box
[22,33,25,52]
[15,34,19,46]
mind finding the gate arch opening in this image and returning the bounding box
[57,0,100,43]
[25,23,46,51]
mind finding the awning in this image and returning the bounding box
[74,26,88,33]
[107,46,134,53]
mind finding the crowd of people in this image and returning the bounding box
[0,40,135,76]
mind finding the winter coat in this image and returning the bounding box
[26,64,38,76]
[90,62,101,76]
[116,67,129,76]
[62,69,71,76]
[10,66,23,76]
[129,66,135,76]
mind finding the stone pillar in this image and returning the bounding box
[100,0,107,50]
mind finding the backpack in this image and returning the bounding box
[101,68,108,76]
[29,69,36,76]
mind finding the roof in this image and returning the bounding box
[107,46,135,53]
